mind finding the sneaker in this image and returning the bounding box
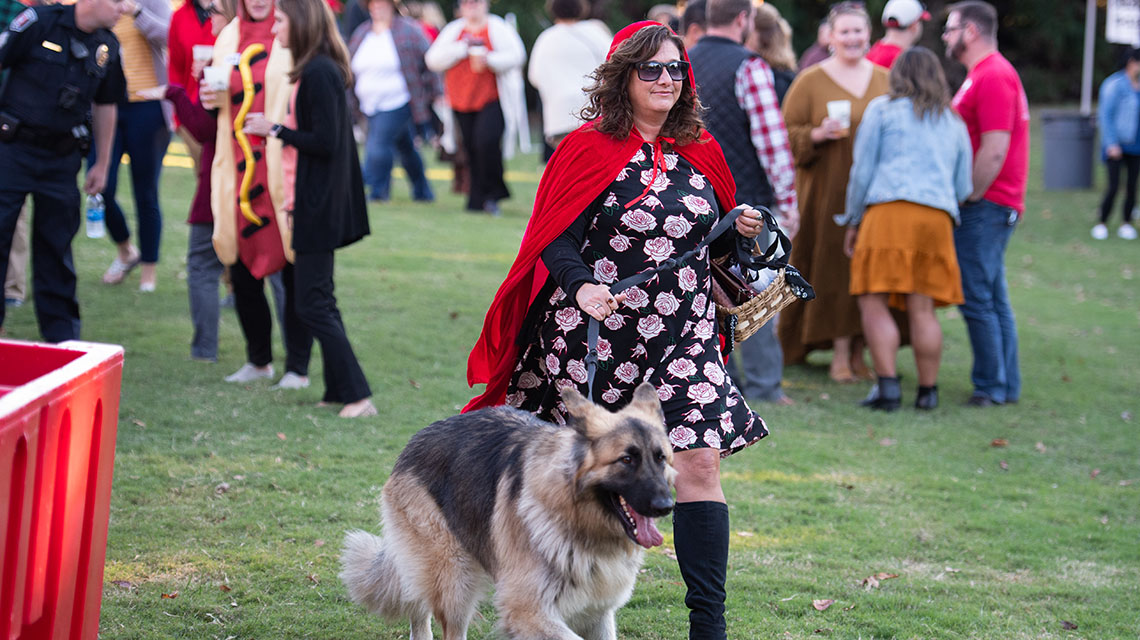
[271,371,310,389]
[1118,224,1137,240]
[224,362,274,383]
[139,281,156,293]
[1091,223,1109,240]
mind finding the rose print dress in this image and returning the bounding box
[507,141,768,456]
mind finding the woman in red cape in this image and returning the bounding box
[464,21,774,640]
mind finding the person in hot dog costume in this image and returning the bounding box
[202,0,310,386]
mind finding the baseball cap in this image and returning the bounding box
[882,0,931,28]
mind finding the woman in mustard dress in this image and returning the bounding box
[779,2,888,381]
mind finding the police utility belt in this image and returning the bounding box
[0,111,91,155]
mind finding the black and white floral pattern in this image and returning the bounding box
[507,142,768,457]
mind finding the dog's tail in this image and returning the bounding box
[339,529,412,620]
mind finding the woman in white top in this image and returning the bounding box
[347,0,439,202]
[528,0,610,148]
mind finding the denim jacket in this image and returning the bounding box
[1097,70,1140,156]
[840,95,974,227]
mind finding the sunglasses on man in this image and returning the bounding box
[634,60,690,82]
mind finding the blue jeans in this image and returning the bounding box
[363,102,433,202]
[954,200,1020,403]
[727,312,785,401]
[101,100,171,263]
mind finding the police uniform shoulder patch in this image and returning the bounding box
[95,43,109,67]
[9,7,37,33]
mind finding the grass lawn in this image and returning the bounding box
[3,114,1138,639]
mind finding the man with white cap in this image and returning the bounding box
[867,0,930,68]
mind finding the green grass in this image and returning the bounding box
[4,117,1139,639]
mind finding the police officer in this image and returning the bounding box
[0,0,128,342]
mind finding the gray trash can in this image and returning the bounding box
[1042,110,1096,190]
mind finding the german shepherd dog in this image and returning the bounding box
[340,383,676,640]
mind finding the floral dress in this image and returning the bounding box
[507,141,768,456]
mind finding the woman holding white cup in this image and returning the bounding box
[200,0,312,390]
[779,1,889,383]
[424,0,529,215]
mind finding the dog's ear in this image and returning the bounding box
[560,386,595,437]
[626,382,665,428]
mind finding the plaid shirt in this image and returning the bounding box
[734,57,797,215]
[347,17,442,125]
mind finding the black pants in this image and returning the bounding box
[293,251,371,404]
[0,141,81,342]
[453,100,509,211]
[230,259,311,374]
[1099,154,1140,224]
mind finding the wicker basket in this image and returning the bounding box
[713,268,798,343]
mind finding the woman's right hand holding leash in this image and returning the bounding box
[577,283,627,321]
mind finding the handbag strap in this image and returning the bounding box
[585,204,749,401]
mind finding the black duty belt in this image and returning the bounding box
[10,126,83,155]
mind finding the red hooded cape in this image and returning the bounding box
[463,22,738,412]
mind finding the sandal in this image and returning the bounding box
[339,399,378,418]
[829,365,857,384]
[103,250,141,285]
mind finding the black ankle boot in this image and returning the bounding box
[673,501,729,640]
[915,385,939,410]
[860,376,901,411]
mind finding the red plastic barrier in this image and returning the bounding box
[0,339,123,640]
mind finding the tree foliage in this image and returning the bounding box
[478,0,1128,103]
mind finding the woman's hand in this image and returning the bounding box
[576,283,627,321]
[735,207,767,239]
[243,113,275,137]
[811,116,848,143]
[843,226,858,258]
[198,86,221,110]
[191,58,209,82]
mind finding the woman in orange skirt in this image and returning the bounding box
[839,47,973,410]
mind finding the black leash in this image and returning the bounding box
[585,205,750,401]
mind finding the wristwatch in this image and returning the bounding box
[269,123,283,138]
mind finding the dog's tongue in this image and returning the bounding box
[632,509,664,548]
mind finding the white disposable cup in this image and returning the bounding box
[202,65,228,91]
[192,44,215,63]
[468,45,488,58]
[826,99,852,129]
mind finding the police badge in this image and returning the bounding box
[95,43,109,68]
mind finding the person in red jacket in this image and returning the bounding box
[168,0,218,168]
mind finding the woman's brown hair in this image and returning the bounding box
[750,3,796,73]
[888,46,953,120]
[276,0,354,87]
[579,24,704,146]
[827,1,871,29]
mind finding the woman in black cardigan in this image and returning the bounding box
[245,0,375,418]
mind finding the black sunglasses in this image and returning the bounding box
[634,60,689,82]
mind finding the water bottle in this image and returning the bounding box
[85,193,105,239]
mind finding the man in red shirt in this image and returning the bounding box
[867,0,929,69]
[943,0,1028,408]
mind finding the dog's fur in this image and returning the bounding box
[340,383,676,640]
